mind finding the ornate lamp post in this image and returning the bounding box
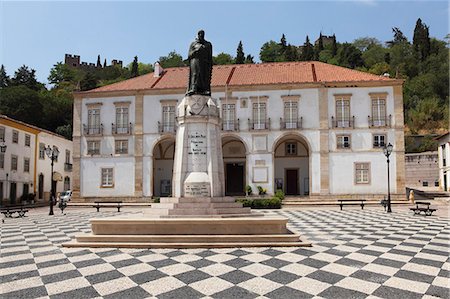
[383,143,393,213]
[45,145,59,215]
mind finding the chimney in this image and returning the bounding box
[154,61,164,77]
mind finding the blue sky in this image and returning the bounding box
[1,1,448,84]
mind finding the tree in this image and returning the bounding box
[213,53,234,65]
[413,18,431,62]
[279,34,287,58]
[314,32,324,60]
[235,41,245,64]
[331,34,338,56]
[138,63,154,75]
[353,37,381,52]
[0,86,43,126]
[362,44,386,69]
[131,56,139,77]
[301,36,314,61]
[39,89,73,133]
[336,43,363,68]
[80,71,98,91]
[0,65,10,88]
[159,51,185,68]
[285,45,298,61]
[245,54,255,64]
[48,62,76,87]
[96,55,102,68]
[386,27,408,47]
[260,41,283,62]
[103,59,107,68]
[10,65,42,91]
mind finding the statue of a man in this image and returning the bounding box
[186,30,213,96]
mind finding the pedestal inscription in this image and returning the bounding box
[187,132,207,173]
[184,182,210,197]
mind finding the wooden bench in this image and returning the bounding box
[410,201,436,216]
[338,199,366,210]
[93,201,122,212]
[1,205,30,218]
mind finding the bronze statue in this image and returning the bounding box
[186,30,213,96]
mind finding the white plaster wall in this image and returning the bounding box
[274,157,309,194]
[80,157,135,197]
[143,94,181,134]
[329,152,397,194]
[0,126,36,199]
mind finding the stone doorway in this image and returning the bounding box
[286,169,299,195]
[222,136,247,196]
[225,162,245,196]
[152,138,175,197]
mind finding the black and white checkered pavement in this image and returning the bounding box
[1,208,449,298]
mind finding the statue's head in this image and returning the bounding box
[197,30,205,40]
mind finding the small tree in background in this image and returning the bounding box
[245,54,255,64]
[331,34,338,56]
[131,56,139,77]
[413,18,431,62]
[235,41,245,64]
[301,36,314,61]
[0,65,10,88]
[96,55,102,68]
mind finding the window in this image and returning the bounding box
[115,107,129,133]
[285,142,297,155]
[87,140,100,155]
[12,130,18,143]
[337,135,351,149]
[162,106,176,132]
[115,140,128,154]
[435,181,439,187]
[11,155,18,171]
[355,163,370,184]
[252,102,267,129]
[64,177,70,191]
[422,181,429,187]
[335,98,350,127]
[284,101,298,129]
[371,97,386,126]
[24,158,30,172]
[101,168,114,187]
[0,153,4,169]
[373,134,386,148]
[88,108,101,134]
[39,143,45,159]
[65,150,71,164]
[0,126,5,141]
[25,134,31,147]
[222,103,236,131]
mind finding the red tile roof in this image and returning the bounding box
[86,61,396,94]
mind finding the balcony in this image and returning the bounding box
[331,116,355,128]
[158,121,176,134]
[221,120,240,132]
[112,122,133,135]
[248,118,271,131]
[83,124,103,136]
[64,163,73,172]
[280,117,302,130]
[368,114,392,128]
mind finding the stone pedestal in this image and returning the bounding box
[172,95,225,198]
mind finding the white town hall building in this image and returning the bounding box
[72,61,405,201]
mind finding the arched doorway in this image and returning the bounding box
[273,134,310,196]
[222,136,247,196]
[152,137,175,197]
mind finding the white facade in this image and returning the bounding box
[74,77,406,201]
[437,133,450,192]
[0,116,73,203]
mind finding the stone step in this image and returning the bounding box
[63,241,311,249]
[153,202,243,209]
[160,197,236,203]
[75,234,301,243]
[282,200,410,205]
[167,207,251,216]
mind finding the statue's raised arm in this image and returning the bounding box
[186,30,213,96]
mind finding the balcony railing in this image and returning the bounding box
[112,122,133,135]
[331,116,355,128]
[280,117,302,130]
[368,114,392,128]
[64,163,73,172]
[83,124,103,135]
[248,118,271,130]
[221,120,240,131]
[158,121,176,134]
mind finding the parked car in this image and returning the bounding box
[59,190,72,202]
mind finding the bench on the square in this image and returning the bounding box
[410,201,436,216]
[93,201,123,212]
[338,199,366,210]
[1,205,30,218]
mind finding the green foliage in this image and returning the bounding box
[48,62,77,87]
[275,189,285,200]
[236,197,281,209]
[235,41,245,64]
[413,18,431,62]
[153,197,160,203]
[159,51,185,68]
[245,185,253,196]
[407,97,446,134]
[0,65,10,88]
[336,43,364,68]
[10,65,43,91]
[0,85,43,126]
[245,54,255,64]
[138,62,154,75]
[301,36,314,61]
[257,186,267,195]
[260,41,283,62]
[131,56,139,78]
[386,27,408,47]
[213,53,234,65]
[353,37,381,52]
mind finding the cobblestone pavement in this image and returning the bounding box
[1,207,449,299]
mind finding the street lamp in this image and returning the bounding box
[0,141,6,153]
[0,141,6,203]
[45,145,59,215]
[383,143,393,213]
